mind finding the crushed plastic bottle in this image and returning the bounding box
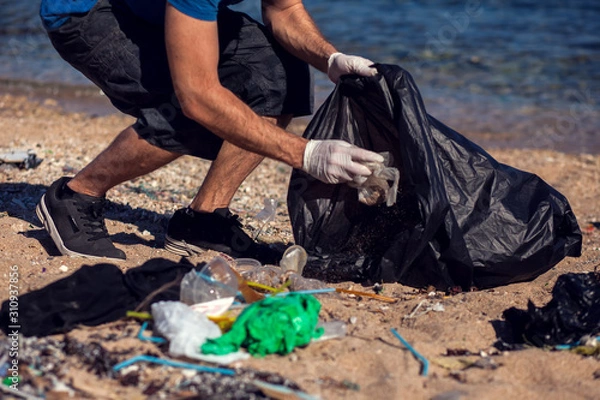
[240,266,283,288]
[233,258,263,273]
[279,245,308,275]
[253,198,277,239]
[180,257,238,308]
[348,152,400,206]
[282,271,329,292]
[315,320,348,341]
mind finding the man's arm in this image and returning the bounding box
[261,0,336,73]
[262,0,378,82]
[165,3,382,184]
[164,4,307,169]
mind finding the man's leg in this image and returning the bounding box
[165,115,293,261]
[190,115,292,212]
[36,125,182,260]
[68,125,182,197]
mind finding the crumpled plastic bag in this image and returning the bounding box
[151,301,249,364]
[502,272,600,347]
[287,64,582,290]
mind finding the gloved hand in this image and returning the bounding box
[327,52,377,83]
[302,140,385,185]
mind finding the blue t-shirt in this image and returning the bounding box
[40,0,243,29]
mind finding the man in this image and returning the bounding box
[37,0,383,262]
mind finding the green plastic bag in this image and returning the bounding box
[201,293,324,357]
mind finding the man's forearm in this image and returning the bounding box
[262,1,336,72]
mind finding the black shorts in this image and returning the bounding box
[46,0,313,160]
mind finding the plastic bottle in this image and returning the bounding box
[253,198,277,239]
[180,256,239,307]
[279,245,308,274]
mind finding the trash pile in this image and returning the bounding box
[1,251,409,399]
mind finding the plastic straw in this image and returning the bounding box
[246,281,279,292]
[126,311,153,320]
[137,321,167,344]
[336,288,397,303]
[391,328,429,376]
[112,355,235,375]
[555,336,600,350]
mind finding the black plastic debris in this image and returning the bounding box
[0,258,195,337]
[287,64,582,290]
[503,272,600,347]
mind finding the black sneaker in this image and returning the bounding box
[36,177,126,260]
[165,207,284,264]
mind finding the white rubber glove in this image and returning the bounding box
[302,140,385,185]
[327,52,378,84]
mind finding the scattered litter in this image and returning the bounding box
[126,311,152,320]
[503,272,600,347]
[335,287,397,303]
[253,198,277,240]
[151,301,249,364]
[112,355,235,375]
[254,380,321,400]
[373,283,384,294]
[0,149,42,170]
[202,294,323,357]
[431,357,473,371]
[280,245,308,274]
[315,321,347,341]
[180,257,238,313]
[390,328,429,376]
[136,321,167,344]
[403,300,445,323]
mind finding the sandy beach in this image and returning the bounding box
[1,93,599,399]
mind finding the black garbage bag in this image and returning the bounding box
[287,64,582,290]
[503,272,600,346]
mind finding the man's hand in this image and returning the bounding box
[302,140,384,184]
[327,52,377,84]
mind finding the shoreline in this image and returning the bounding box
[1,79,598,156]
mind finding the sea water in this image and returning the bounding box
[0,0,598,153]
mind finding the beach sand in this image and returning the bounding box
[1,93,599,399]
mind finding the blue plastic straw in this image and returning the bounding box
[112,355,235,375]
[137,321,167,344]
[391,328,429,376]
[555,336,600,350]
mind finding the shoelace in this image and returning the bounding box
[76,198,110,241]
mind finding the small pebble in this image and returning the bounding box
[349,316,357,325]
[59,265,68,272]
